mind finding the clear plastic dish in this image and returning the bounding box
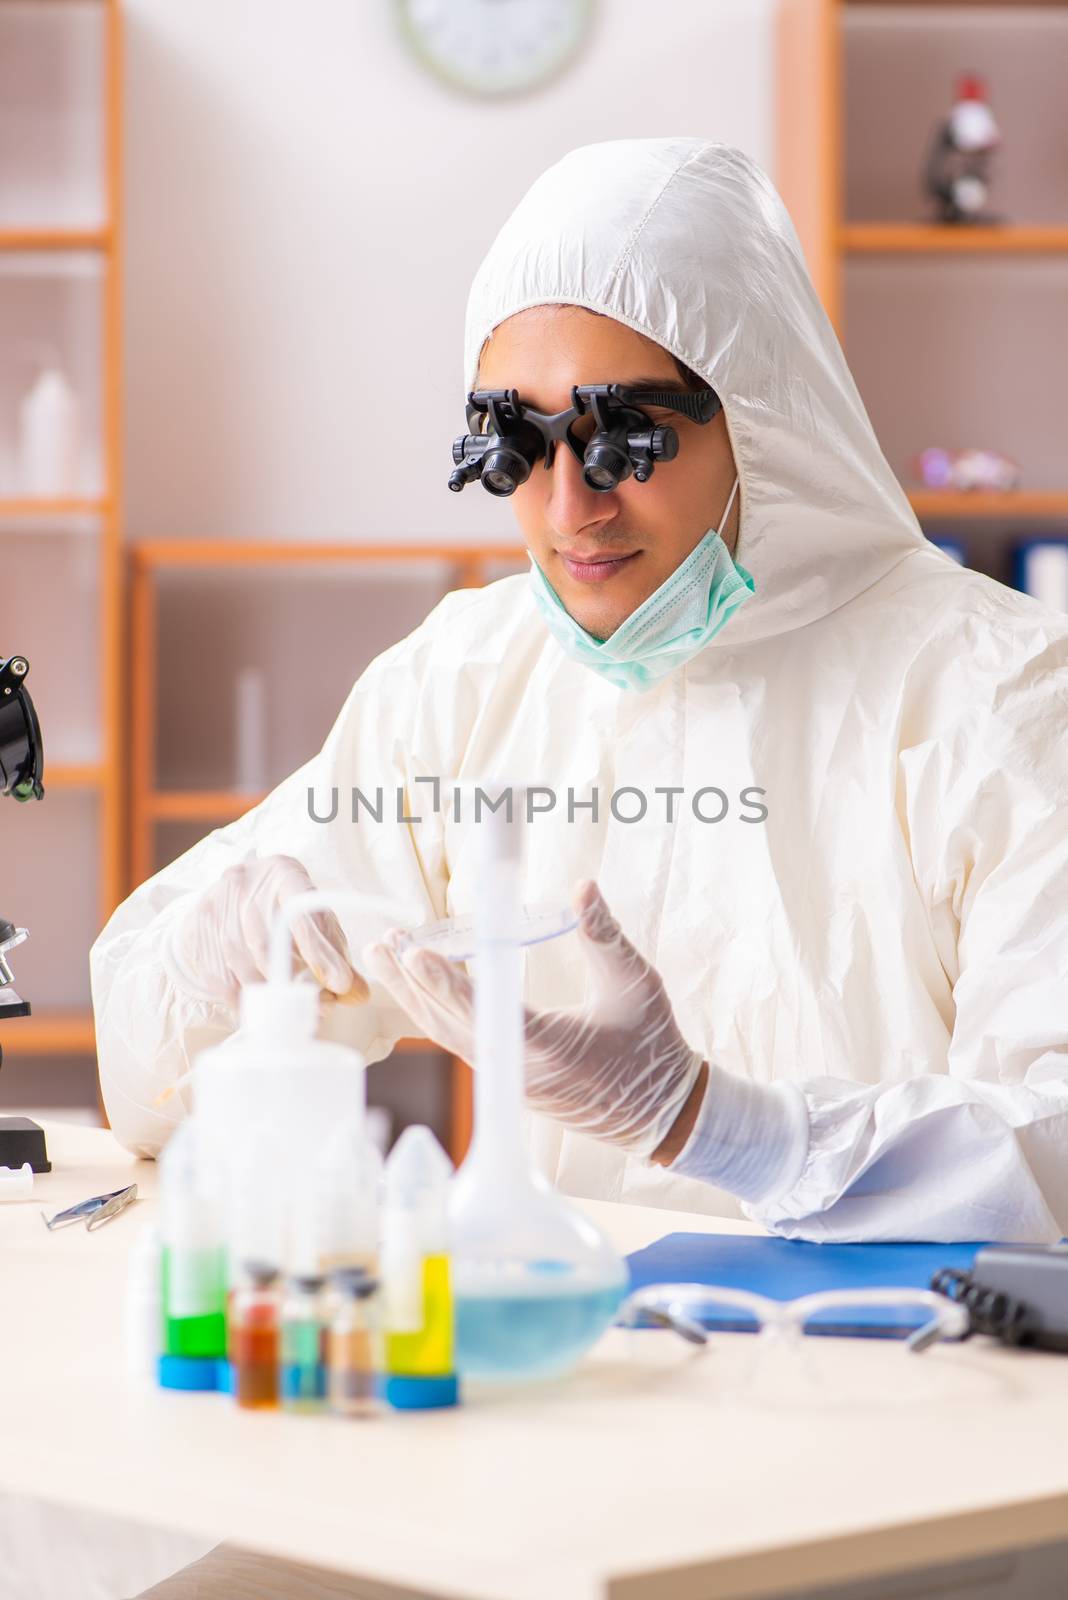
[408,901,579,962]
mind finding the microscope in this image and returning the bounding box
[0,654,51,1171]
[924,74,1000,225]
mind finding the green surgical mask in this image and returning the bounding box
[527,476,754,693]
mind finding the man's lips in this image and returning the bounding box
[557,549,641,583]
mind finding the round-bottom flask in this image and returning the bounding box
[451,1160,626,1380]
[448,785,626,1381]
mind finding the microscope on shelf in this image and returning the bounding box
[924,74,1001,225]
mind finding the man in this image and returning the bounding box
[92,138,1068,1242]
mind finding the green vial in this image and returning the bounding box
[159,1119,226,1360]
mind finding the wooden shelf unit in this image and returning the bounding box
[1,0,124,1068]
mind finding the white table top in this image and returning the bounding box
[4,1121,1068,1600]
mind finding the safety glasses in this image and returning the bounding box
[619,1282,970,1352]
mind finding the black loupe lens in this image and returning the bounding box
[583,444,629,492]
[481,447,531,497]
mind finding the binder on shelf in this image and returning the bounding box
[929,538,965,565]
[1015,540,1068,613]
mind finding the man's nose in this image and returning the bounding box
[544,445,622,542]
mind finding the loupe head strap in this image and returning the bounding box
[613,385,722,425]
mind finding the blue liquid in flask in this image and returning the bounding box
[456,1265,625,1379]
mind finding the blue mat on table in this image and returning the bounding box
[624,1232,986,1338]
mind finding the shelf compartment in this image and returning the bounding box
[845,255,1068,493]
[152,563,457,794]
[0,2,107,231]
[0,252,105,498]
[843,5,1068,228]
[3,525,101,764]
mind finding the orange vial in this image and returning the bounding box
[230,1262,281,1409]
[328,1268,381,1419]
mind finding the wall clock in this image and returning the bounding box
[396,0,595,98]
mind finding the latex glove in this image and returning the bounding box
[163,854,369,1009]
[361,879,705,1158]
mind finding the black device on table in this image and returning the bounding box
[933,1247,1068,1352]
[0,654,51,1172]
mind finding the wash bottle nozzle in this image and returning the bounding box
[238,977,320,1037]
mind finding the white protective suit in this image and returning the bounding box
[92,139,1068,1242]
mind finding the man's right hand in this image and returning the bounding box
[162,854,369,1008]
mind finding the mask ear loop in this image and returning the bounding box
[718,474,740,537]
[716,400,747,553]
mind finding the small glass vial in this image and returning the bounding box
[328,1269,381,1419]
[280,1273,327,1412]
[230,1262,281,1409]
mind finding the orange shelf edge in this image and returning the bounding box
[131,540,527,571]
[0,1019,439,1060]
[0,498,109,519]
[0,1011,97,1054]
[843,224,1068,255]
[45,763,106,790]
[146,790,268,823]
[909,491,1068,520]
[0,228,111,253]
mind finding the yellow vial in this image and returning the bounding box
[385,1253,453,1376]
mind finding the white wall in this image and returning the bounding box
[124,0,777,544]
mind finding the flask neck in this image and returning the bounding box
[471,939,526,1160]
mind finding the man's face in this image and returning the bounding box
[477,305,739,641]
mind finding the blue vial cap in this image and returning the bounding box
[381,1373,459,1410]
[158,1354,221,1392]
[216,1359,234,1395]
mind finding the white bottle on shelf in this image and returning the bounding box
[234,666,268,794]
[17,357,81,499]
